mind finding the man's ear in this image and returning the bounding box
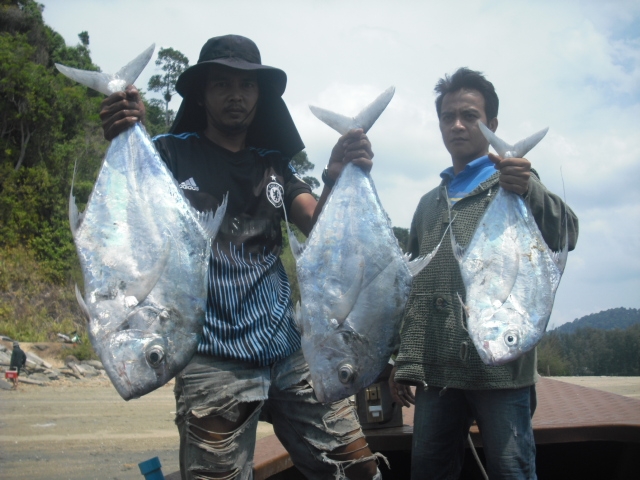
[489,117,498,133]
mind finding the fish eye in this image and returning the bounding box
[338,363,355,384]
[504,331,519,347]
[146,345,165,367]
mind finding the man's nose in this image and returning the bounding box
[228,82,243,99]
[452,116,464,130]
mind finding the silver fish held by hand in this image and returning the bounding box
[57,46,227,400]
[288,88,438,403]
[451,123,568,366]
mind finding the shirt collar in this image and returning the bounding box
[440,155,491,182]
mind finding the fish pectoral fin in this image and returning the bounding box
[330,260,365,323]
[124,241,171,304]
[309,86,395,134]
[75,285,91,323]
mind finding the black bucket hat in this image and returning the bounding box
[170,35,304,158]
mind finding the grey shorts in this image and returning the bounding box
[174,349,378,480]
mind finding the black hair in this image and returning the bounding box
[434,67,499,121]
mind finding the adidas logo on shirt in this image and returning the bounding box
[179,177,199,191]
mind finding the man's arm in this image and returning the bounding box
[289,129,373,236]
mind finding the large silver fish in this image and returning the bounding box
[57,46,227,400]
[288,88,439,403]
[451,123,568,366]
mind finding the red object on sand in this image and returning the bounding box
[5,369,18,380]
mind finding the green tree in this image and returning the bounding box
[147,47,188,127]
[291,150,320,191]
[392,227,409,252]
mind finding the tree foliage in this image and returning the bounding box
[291,150,320,192]
[538,309,640,376]
[553,307,640,334]
[147,47,189,127]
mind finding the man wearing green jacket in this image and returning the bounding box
[389,67,578,479]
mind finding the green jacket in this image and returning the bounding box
[395,172,578,390]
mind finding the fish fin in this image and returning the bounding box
[308,106,354,136]
[353,86,396,133]
[456,292,469,332]
[478,122,549,158]
[197,192,228,239]
[55,44,155,95]
[406,220,452,276]
[75,284,91,323]
[309,86,395,134]
[279,198,305,259]
[478,122,513,158]
[68,158,83,236]
[331,259,365,323]
[114,44,156,88]
[444,187,465,262]
[552,170,570,273]
[124,241,170,304]
[512,127,549,158]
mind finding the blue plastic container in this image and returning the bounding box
[138,456,165,479]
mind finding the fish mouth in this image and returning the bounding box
[93,331,173,400]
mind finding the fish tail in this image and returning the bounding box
[478,122,549,159]
[55,44,155,96]
[309,87,395,134]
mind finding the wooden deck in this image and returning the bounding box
[167,377,640,479]
[252,377,640,479]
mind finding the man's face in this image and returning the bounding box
[439,88,497,166]
[202,65,259,134]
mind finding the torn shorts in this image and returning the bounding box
[174,348,376,480]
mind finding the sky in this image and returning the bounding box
[40,0,640,328]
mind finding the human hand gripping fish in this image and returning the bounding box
[56,46,228,400]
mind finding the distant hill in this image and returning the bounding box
[553,307,640,335]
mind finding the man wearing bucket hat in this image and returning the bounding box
[100,35,382,480]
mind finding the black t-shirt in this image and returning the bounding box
[153,132,311,365]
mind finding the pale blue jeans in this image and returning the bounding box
[411,385,537,480]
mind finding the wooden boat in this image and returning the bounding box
[254,377,640,479]
[167,378,640,479]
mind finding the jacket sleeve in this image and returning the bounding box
[523,173,579,252]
